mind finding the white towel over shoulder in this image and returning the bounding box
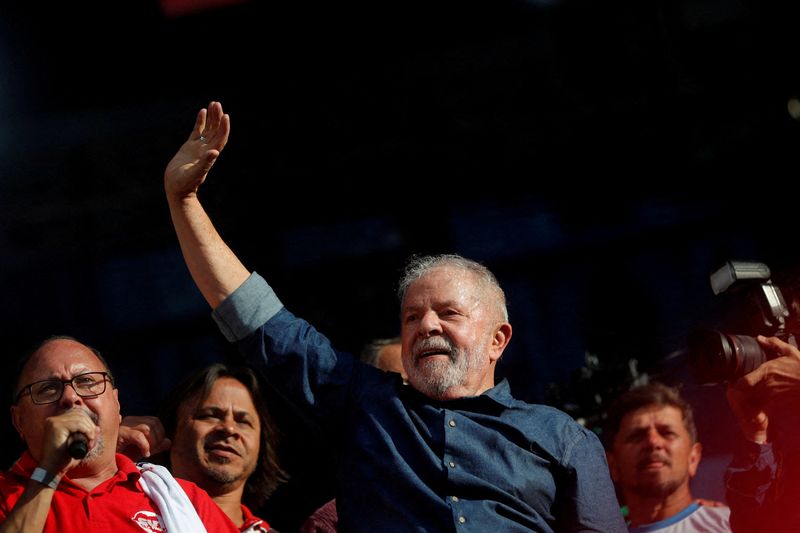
[137,461,208,533]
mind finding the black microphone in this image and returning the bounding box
[67,433,88,459]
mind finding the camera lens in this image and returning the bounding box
[687,330,768,383]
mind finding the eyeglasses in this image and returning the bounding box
[15,372,113,405]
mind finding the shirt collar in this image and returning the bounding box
[481,379,516,408]
[241,503,269,532]
[403,378,516,409]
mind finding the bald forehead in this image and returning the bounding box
[31,338,100,361]
[19,339,106,386]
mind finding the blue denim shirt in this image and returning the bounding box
[725,439,781,533]
[213,273,625,533]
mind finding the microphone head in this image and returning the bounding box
[67,433,88,459]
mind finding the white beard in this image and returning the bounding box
[409,335,486,399]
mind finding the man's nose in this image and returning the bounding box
[644,427,665,447]
[418,311,443,337]
[58,382,84,408]
[215,414,239,436]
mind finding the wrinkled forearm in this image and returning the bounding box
[167,194,249,309]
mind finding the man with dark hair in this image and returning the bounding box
[158,363,286,532]
[161,101,626,532]
[0,336,237,532]
[604,382,730,531]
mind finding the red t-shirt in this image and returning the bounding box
[240,503,271,532]
[0,452,238,532]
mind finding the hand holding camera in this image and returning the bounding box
[689,260,800,443]
[689,261,797,384]
[727,335,800,442]
[693,261,800,530]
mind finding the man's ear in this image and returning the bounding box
[489,323,512,362]
[688,442,702,478]
[113,388,122,425]
[10,405,25,442]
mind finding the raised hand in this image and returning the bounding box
[165,101,230,200]
[164,100,250,308]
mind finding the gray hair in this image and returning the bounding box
[397,254,508,322]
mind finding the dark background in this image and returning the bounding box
[2,0,799,529]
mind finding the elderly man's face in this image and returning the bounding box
[11,339,121,468]
[400,266,508,400]
[170,377,261,496]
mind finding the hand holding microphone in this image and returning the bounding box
[41,409,97,472]
[62,409,95,460]
[67,432,89,459]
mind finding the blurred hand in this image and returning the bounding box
[695,498,726,508]
[118,415,171,461]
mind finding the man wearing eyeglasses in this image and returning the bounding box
[0,336,239,532]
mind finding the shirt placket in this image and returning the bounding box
[442,408,468,529]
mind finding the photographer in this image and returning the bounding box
[725,335,800,532]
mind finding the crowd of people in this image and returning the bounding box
[1,101,798,532]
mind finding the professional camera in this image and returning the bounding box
[688,261,797,383]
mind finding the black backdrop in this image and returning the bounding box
[1,0,799,529]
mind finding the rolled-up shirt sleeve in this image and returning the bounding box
[212,272,284,342]
[211,271,356,425]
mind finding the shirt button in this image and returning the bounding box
[449,461,456,468]
[448,419,456,427]
[458,516,466,524]
[451,496,459,502]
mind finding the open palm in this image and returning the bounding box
[165,101,230,198]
